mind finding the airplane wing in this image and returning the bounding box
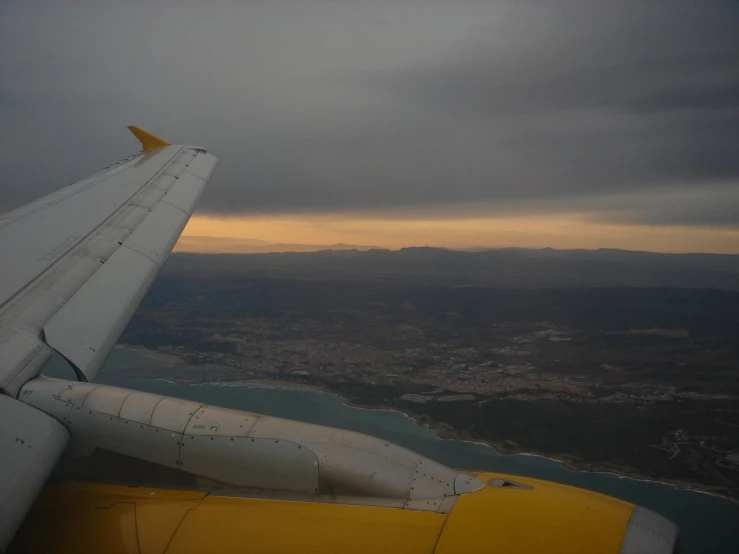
[0,127,217,548]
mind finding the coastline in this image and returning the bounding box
[341,398,739,503]
[260,383,738,503]
[113,345,738,502]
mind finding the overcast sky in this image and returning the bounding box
[1,0,738,249]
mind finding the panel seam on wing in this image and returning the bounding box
[0,148,183,315]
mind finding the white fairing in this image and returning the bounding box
[0,396,69,550]
[20,378,484,500]
[620,506,679,554]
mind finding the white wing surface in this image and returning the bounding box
[0,126,216,388]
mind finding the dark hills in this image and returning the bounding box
[163,247,739,291]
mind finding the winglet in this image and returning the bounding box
[127,126,171,152]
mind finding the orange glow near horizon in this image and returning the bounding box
[175,214,739,254]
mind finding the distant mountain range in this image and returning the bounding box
[176,236,738,259]
[177,236,739,260]
[175,235,381,254]
[165,245,739,291]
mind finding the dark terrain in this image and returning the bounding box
[121,248,739,497]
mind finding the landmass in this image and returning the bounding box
[118,248,739,498]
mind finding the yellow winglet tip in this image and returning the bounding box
[127,125,172,152]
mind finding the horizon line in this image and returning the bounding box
[173,241,739,257]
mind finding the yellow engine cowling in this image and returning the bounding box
[10,472,677,554]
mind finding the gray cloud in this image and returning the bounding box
[594,185,739,228]
[1,0,738,228]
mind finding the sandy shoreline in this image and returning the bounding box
[120,344,187,366]
[208,377,329,393]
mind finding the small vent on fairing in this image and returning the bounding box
[488,478,533,490]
